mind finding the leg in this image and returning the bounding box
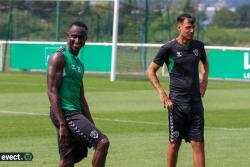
[167,141,181,167]
[50,111,76,167]
[92,137,110,167]
[191,141,205,167]
[190,102,205,167]
[167,103,186,167]
[64,111,109,166]
[59,155,75,167]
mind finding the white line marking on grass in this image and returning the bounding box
[94,118,250,131]
[95,117,167,126]
[205,127,250,131]
[0,110,48,116]
[0,81,46,86]
[0,110,165,125]
[1,110,250,131]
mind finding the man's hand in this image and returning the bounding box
[200,57,209,97]
[200,78,208,97]
[159,90,173,110]
[59,124,70,147]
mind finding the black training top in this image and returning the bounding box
[153,39,207,103]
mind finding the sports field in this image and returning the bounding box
[0,72,250,167]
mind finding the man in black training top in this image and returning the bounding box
[47,21,109,167]
[147,13,209,167]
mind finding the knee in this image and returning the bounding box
[191,141,204,150]
[101,137,110,150]
[97,137,110,152]
[168,142,181,152]
[59,159,74,167]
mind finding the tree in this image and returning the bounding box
[119,0,142,42]
[183,0,197,14]
[91,2,113,42]
[210,7,240,28]
[236,4,250,27]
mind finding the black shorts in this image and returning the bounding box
[50,109,106,163]
[168,102,204,143]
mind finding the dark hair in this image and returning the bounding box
[177,13,196,24]
[68,21,88,33]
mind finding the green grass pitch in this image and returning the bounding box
[0,72,250,167]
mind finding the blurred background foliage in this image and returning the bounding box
[1,0,250,46]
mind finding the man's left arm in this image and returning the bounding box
[80,82,95,125]
[200,54,209,97]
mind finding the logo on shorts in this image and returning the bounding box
[193,49,199,56]
[90,130,99,139]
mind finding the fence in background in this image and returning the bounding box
[1,41,250,81]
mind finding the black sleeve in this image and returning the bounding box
[200,43,207,62]
[153,45,169,66]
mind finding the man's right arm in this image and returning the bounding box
[47,52,70,147]
[146,62,173,110]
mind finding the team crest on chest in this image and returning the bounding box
[193,49,199,57]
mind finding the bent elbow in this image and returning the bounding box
[146,67,156,79]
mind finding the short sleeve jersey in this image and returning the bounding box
[58,48,84,112]
[153,39,207,103]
